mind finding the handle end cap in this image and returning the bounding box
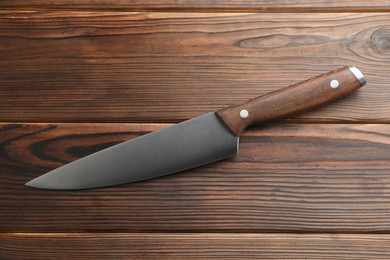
[349,67,366,86]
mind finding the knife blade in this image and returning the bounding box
[25,66,365,190]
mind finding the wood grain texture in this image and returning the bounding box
[3,233,390,259]
[0,12,389,123]
[1,0,390,12]
[1,122,389,232]
[217,66,363,135]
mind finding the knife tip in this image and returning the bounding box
[25,175,84,190]
[25,179,38,188]
[25,177,52,190]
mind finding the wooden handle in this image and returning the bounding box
[216,66,366,136]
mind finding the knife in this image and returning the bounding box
[26,66,366,190]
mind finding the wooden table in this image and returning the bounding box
[1,1,390,258]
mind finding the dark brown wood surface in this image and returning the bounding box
[3,233,390,259]
[1,123,390,232]
[0,12,389,123]
[1,0,390,12]
[0,1,390,258]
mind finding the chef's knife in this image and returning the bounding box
[26,66,365,190]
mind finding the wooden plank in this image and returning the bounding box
[3,233,390,259]
[1,122,389,232]
[0,12,389,123]
[1,1,389,12]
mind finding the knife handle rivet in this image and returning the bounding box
[240,109,249,119]
[330,79,339,89]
